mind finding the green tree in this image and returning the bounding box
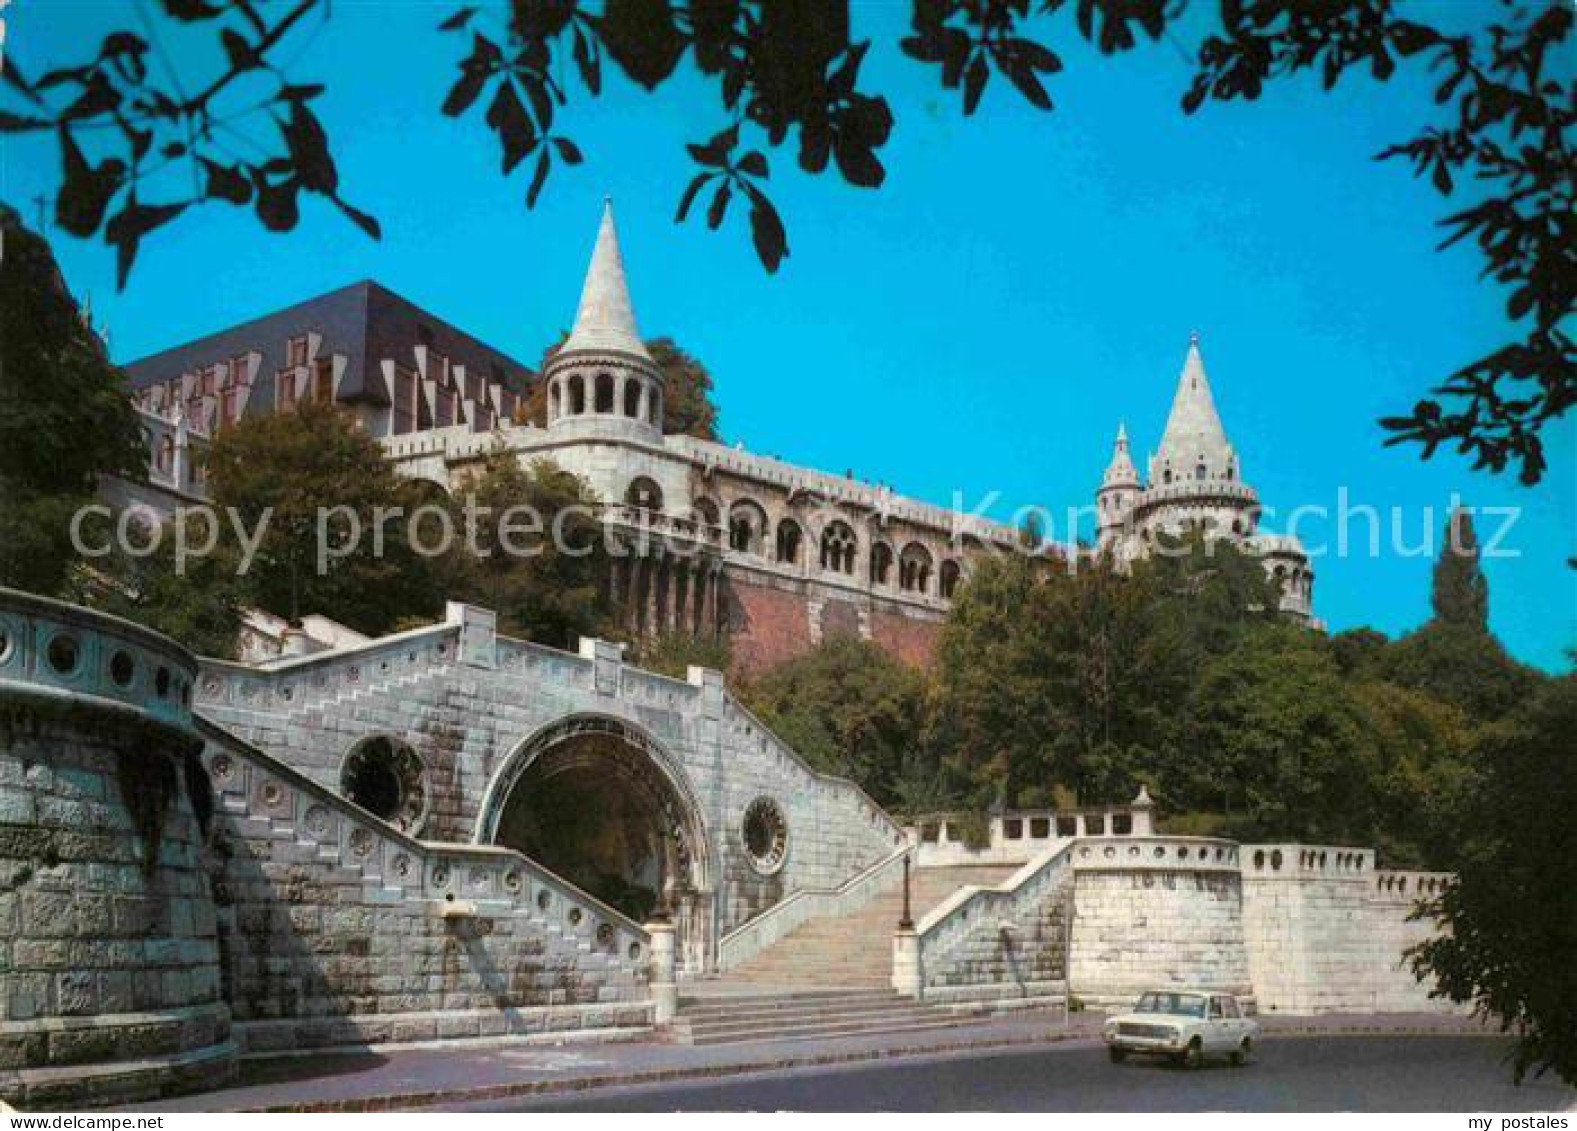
[635,630,731,680]
[203,399,439,634]
[0,205,146,595]
[439,451,611,649]
[65,509,248,660]
[1381,622,1540,723]
[1431,506,1490,631]
[744,635,928,809]
[1410,674,1577,1085]
[649,337,720,441]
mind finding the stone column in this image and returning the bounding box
[637,381,650,426]
[625,552,644,635]
[647,922,679,1026]
[892,928,922,999]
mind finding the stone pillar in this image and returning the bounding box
[690,569,707,636]
[637,381,650,426]
[625,553,644,635]
[647,921,679,1026]
[892,928,922,999]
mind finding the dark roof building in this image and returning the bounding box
[125,280,532,437]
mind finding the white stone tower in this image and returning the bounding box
[1095,422,1140,553]
[544,199,664,442]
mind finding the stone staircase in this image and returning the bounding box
[670,987,980,1046]
[724,865,1017,988]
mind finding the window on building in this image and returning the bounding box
[899,543,933,594]
[626,477,664,513]
[870,542,894,585]
[313,358,334,402]
[595,372,615,413]
[1113,813,1133,835]
[1195,463,1207,481]
[276,368,301,411]
[287,335,308,367]
[392,365,417,434]
[776,519,803,564]
[940,560,962,600]
[1054,816,1076,837]
[820,521,857,574]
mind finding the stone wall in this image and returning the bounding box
[199,723,653,1054]
[191,605,904,973]
[1240,845,1457,1014]
[0,590,235,1108]
[1066,838,1252,1011]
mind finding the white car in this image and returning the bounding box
[1103,988,1259,1068]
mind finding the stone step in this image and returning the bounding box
[678,989,902,1022]
[676,1010,977,1047]
[679,999,941,1034]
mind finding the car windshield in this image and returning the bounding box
[1135,992,1208,1018]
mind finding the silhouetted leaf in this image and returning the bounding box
[160,0,223,19]
[746,189,788,272]
[443,34,499,116]
[551,137,583,164]
[737,151,768,178]
[833,138,884,187]
[255,178,300,231]
[600,0,685,90]
[201,158,253,204]
[0,111,51,132]
[283,101,336,192]
[220,28,258,72]
[105,197,186,288]
[963,53,988,115]
[486,82,536,173]
[525,147,551,208]
[331,195,382,239]
[571,24,602,93]
[438,6,476,31]
[675,172,709,221]
[55,127,125,236]
[706,180,732,229]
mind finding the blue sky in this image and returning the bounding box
[5,2,1573,670]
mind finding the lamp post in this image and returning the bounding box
[898,852,914,930]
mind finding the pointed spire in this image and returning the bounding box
[1153,332,1233,481]
[1102,420,1139,488]
[561,198,651,362]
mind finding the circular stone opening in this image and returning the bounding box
[46,634,80,675]
[742,797,788,875]
[339,736,428,833]
[110,650,135,687]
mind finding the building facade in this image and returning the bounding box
[122,204,1316,669]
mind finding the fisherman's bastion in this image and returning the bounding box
[0,205,1448,1108]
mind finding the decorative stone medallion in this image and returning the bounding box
[742,796,789,875]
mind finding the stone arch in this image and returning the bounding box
[692,496,721,533]
[775,518,803,565]
[899,541,933,594]
[821,520,857,574]
[625,475,664,513]
[549,378,563,421]
[477,713,714,970]
[728,499,768,554]
[869,540,894,586]
[594,371,615,413]
[569,372,586,414]
[939,559,962,600]
[622,376,641,417]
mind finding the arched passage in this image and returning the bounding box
[477,714,713,973]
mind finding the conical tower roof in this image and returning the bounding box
[1101,422,1139,488]
[560,199,651,362]
[1152,333,1235,482]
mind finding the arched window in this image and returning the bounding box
[1163,468,1173,484]
[623,378,641,418]
[569,373,586,414]
[869,541,894,586]
[728,500,767,554]
[820,521,856,574]
[940,560,962,600]
[776,519,803,564]
[648,390,662,427]
[693,496,721,532]
[595,372,615,413]
[626,476,663,513]
[550,379,563,421]
[899,542,933,594]
[1195,463,1207,481]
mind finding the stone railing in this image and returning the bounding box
[0,586,199,737]
[1073,835,1242,873]
[1370,869,1452,904]
[200,718,652,966]
[1242,843,1374,877]
[718,845,910,971]
[603,503,724,549]
[902,839,1077,1007]
[907,799,1155,867]
[196,619,461,714]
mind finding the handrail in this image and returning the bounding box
[195,715,650,940]
[719,845,911,970]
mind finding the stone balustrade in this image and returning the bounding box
[907,798,1156,867]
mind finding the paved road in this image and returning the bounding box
[446,1036,1575,1112]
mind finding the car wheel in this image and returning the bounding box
[1182,1037,1204,1069]
[1108,1046,1127,1064]
[1230,1037,1252,1067]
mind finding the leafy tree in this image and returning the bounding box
[635,629,730,679]
[649,337,720,440]
[0,205,145,595]
[1380,621,1541,724]
[1410,674,1577,1085]
[1432,506,1490,631]
[744,635,928,809]
[439,450,611,649]
[203,399,439,634]
[65,509,248,659]
[5,2,1570,480]
[1329,626,1391,680]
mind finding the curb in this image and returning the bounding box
[218,1022,1495,1112]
